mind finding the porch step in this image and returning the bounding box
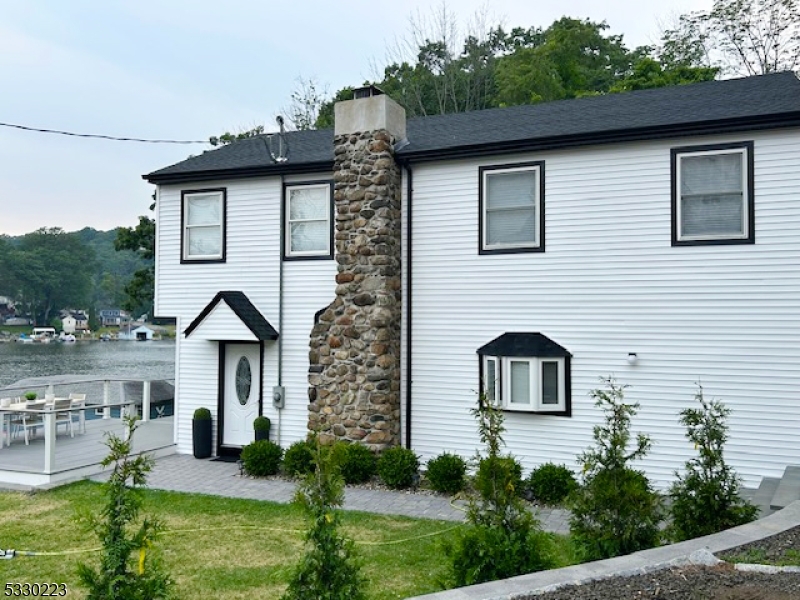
[770,466,800,510]
[751,476,780,517]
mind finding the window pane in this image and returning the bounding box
[485,358,497,403]
[485,169,538,247]
[486,207,537,246]
[290,221,328,252]
[289,188,328,220]
[187,195,221,226]
[681,154,742,196]
[509,361,530,405]
[681,194,744,237]
[541,361,560,405]
[187,225,221,257]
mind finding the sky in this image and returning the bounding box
[0,0,712,237]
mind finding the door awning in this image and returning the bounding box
[183,291,278,342]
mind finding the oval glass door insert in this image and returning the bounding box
[235,356,252,405]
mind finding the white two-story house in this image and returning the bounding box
[145,72,800,488]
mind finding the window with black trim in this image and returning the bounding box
[182,189,226,262]
[284,182,333,259]
[671,142,754,246]
[479,162,544,254]
[478,333,571,416]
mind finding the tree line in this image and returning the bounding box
[0,227,152,328]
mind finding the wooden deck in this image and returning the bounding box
[0,416,175,489]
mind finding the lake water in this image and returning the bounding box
[0,340,176,388]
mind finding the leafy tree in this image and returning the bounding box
[11,228,96,325]
[661,0,800,75]
[208,125,265,147]
[115,215,155,318]
[285,77,326,130]
[610,57,718,92]
[495,18,635,106]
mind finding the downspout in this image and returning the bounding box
[404,164,413,449]
[277,174,285,446]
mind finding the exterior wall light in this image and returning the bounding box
[627,352,638,366]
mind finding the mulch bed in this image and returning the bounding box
[521,526,800,600]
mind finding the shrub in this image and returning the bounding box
[193,407,211,420]
[77,416,172,599]
[377,446,420,489]
[569,377,663,561]
[669,385,758,542]
[253,416,271,432]
[331,442,376,485]
[445,395,554,587]
[241,440,283,477]
[426,452,467,494]
[24,391,37,401]
[474,455,523,499]
[284,439,315,478]
[282,439,366,600]
[527,463,577,505]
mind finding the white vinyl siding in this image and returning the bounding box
[674,144,751,243]
[410,129,800,490]
[156,174,335,455]
[183,191,224,260]
[285,183,330,257]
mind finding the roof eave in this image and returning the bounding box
[398,112,800,164]
[143,160,334,185]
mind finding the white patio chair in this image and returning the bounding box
[0,399,11,447]
[22,401,46,445]
[69,393,87,434]
[52,398,74,437]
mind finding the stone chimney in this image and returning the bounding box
[307,87,406,450]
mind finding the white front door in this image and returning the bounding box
[222,344,260,448]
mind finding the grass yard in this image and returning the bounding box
[0,481,470,599]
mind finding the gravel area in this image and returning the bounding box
[520,526,800,600]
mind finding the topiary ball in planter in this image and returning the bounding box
[253,416,271,441]
[192,407,213,459]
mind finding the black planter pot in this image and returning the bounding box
[193,419,213,458]
[255,429,269,442]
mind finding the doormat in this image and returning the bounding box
[211,456,240,463]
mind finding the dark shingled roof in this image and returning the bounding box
[184,291,278,341]
[145,72,800,184]
[477,333,571,358]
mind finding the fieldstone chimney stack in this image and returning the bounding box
[307,87,406,450]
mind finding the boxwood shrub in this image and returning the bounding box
[378,446,420,489]
[426,452,467,494]
[241,440,283,477]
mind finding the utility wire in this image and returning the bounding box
[0,121,208,144]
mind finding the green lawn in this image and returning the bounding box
[0,481,484,599]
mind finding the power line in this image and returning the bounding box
[0,121,209,144]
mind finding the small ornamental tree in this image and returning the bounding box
[78,416,172,600]
[281,439,366,600]
[569,377,663,561]
[445,394,553,586]
[669,385,758,541]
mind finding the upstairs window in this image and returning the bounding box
[182,189,226,262]
[672,142,754,246]
[285,182,332,259]
[478,332,571,416]
[479,162,545,254]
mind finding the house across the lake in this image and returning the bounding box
[144,72,800,488]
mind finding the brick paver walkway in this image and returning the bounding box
[141,454,571,534]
